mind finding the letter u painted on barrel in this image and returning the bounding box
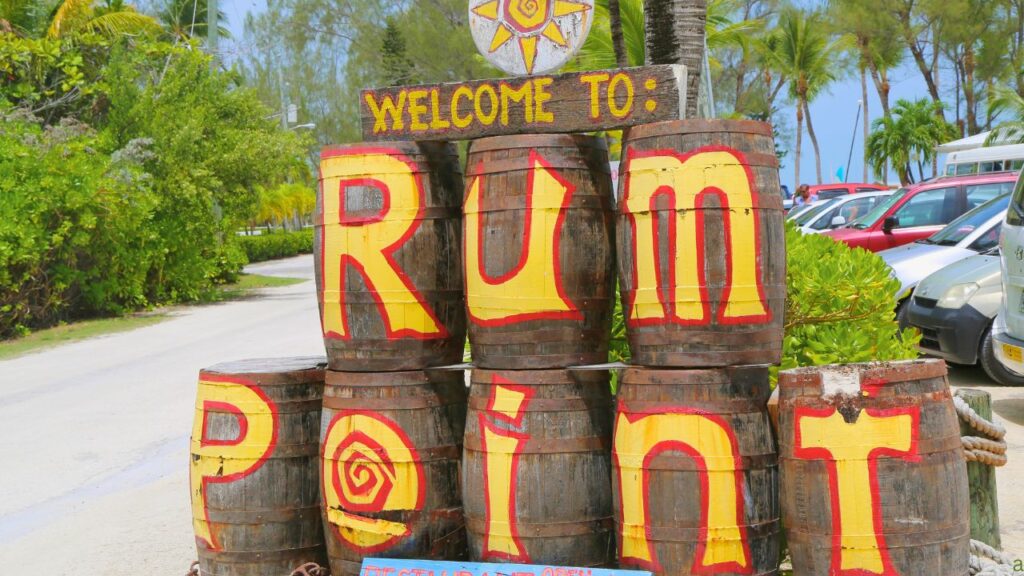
[613,407,751,574]
[464,150,581,326]
[621,146,769,326]
[794,406,920,575]
[190,376,278,550]
[319,147,447,341]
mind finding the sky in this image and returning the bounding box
[218,0,946,191]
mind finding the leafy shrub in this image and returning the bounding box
[607,221,918,372]
[239,229,314,263]
[780,221,918,372]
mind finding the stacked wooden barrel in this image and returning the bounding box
[313,142,470,575]
[611,119,784,576]
[461,133,617,567]
[189,358,328,576]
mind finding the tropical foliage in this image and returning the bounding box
[867,99,958,184]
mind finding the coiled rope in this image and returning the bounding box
[953,394,1008,467]
[969,539,1018,575]
[290,562,330,576]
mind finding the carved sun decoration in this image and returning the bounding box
[468,0,595,76]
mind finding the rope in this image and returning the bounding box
[185,561,200,576]
[954,394,1008,467]
[969,539,1019,575]
[290,563,330,576]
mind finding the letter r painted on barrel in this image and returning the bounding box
[794,406,920,575]
[613,407,751,574]
[319,147,447,341]
[621,146,769,326]
[464,150,581,326]
[190,376,278,550]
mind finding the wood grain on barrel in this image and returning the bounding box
[316,141,466,372]
[464,134,615,369]
[193,357,328,576]
[617,119,785,367]
[613,366,779,576]
[463,368,615,566]
[320,370,468,576]
[777,360,970,576]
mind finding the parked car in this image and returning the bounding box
[993,170,1024,377]
[807,182,889,200]
[906,251,1022,385]
[882,193,1008,307]
[785,198,826,221]
[796,191,893,234]
[781,184,792,211]
[823,172,1018,252]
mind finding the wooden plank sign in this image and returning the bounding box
[360,65,686,142]
[359,558,652,576]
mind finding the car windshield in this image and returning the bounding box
[924,193,1010,246]
[793,199,839,226]
[851,187,909,229]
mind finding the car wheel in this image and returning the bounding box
[895,299,911,332]
[980,325,1024,386]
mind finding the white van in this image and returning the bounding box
[944,143,1024,176]
[991,171,1024,376]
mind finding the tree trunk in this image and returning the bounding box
[795,103,803,190]
[644,0,707,118]
[862,65,869,182]
[803,99,822,184]
[965,45,978,135]
[609,0,628,68]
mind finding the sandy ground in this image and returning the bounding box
[0,255,1022,572]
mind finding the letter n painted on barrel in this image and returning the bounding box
[793,406,920,575]
[613,406,751,574]
[319,147,447,342]
[620,146,769,326]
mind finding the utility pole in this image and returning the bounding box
[278,66,289,131]
[207,0,218,67]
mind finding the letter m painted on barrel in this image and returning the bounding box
[620,146,769,327]
[319,147,447,341]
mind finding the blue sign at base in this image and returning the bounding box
[360,558,652,576]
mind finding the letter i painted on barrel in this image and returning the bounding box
[464,150,582,325]
[613,407,751,574]
[319,147,447,341]
[479,375,534,562]
[794,406,920,575]
[190,376,278,550]
[621,146,769,326]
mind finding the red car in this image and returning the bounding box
[808,182,889,200]
[823,172,1019,252]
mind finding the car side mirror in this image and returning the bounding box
[830,215,847,228]
[882,216,899,233]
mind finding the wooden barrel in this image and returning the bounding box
[778,360,969,575]
[617,119,785,367]
[464,134,615,369]
[463,368,615,566]
[191,357,327,576]
[612,366,779,575]
[316,141,465,372]
[320,369,468,575]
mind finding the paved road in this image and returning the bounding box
[2,256,1024,570]
[0,256,323,574]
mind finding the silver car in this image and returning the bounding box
[883,193,1008,310]
[796,191,892,234]
[905,251,1023,385]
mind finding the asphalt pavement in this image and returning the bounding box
[1,256,1023,571]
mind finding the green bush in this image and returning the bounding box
[239,229,315,263]
[607,221,918,373]
[779,221,918,373]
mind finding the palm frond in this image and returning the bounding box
[47,0,93,37]
[82,9,159,37]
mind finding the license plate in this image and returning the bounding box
[1003,343,1023,363]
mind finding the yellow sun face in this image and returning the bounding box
[469,0,593,75]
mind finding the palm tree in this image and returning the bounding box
[1,0,43,35]
[867,98,957,185]
[47,0,159,38]
[645,0,706,118]
[763,7,845,186]
[987,83,1024,144]
[157,0,229,42]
